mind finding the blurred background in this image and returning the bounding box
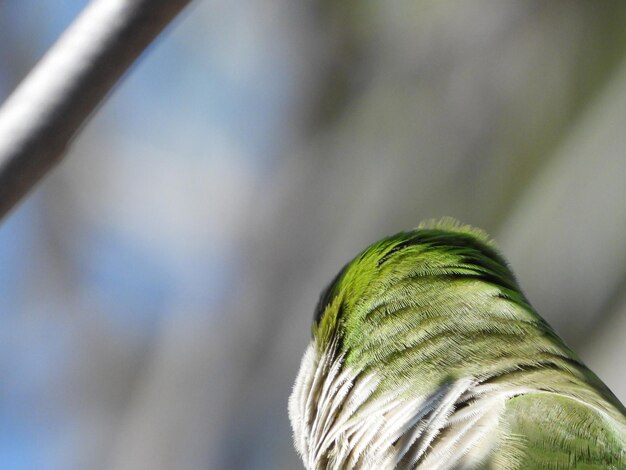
[0,0,625,468]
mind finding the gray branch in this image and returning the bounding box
[0,0,192,220]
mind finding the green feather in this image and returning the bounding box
[291,219,626,469]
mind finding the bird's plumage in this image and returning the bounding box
[289,219,626,469]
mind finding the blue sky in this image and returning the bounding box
[0,1,298,467]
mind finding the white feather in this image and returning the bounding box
[289,341,525,469]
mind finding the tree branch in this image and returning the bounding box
[0,0,192,220]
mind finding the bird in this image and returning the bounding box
[288,218,626,469]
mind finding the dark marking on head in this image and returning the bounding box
[376,234,419,267]
[313,262,349,325]
[375,229,530,305]
[379,230,508,272]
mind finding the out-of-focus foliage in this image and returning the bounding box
[0,1,625,469]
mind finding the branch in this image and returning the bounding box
[0,0,192,220]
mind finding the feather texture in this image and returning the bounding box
[289,220,626,468]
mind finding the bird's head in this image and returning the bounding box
[289,218,618,469]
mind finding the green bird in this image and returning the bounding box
[289,219,626,469]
